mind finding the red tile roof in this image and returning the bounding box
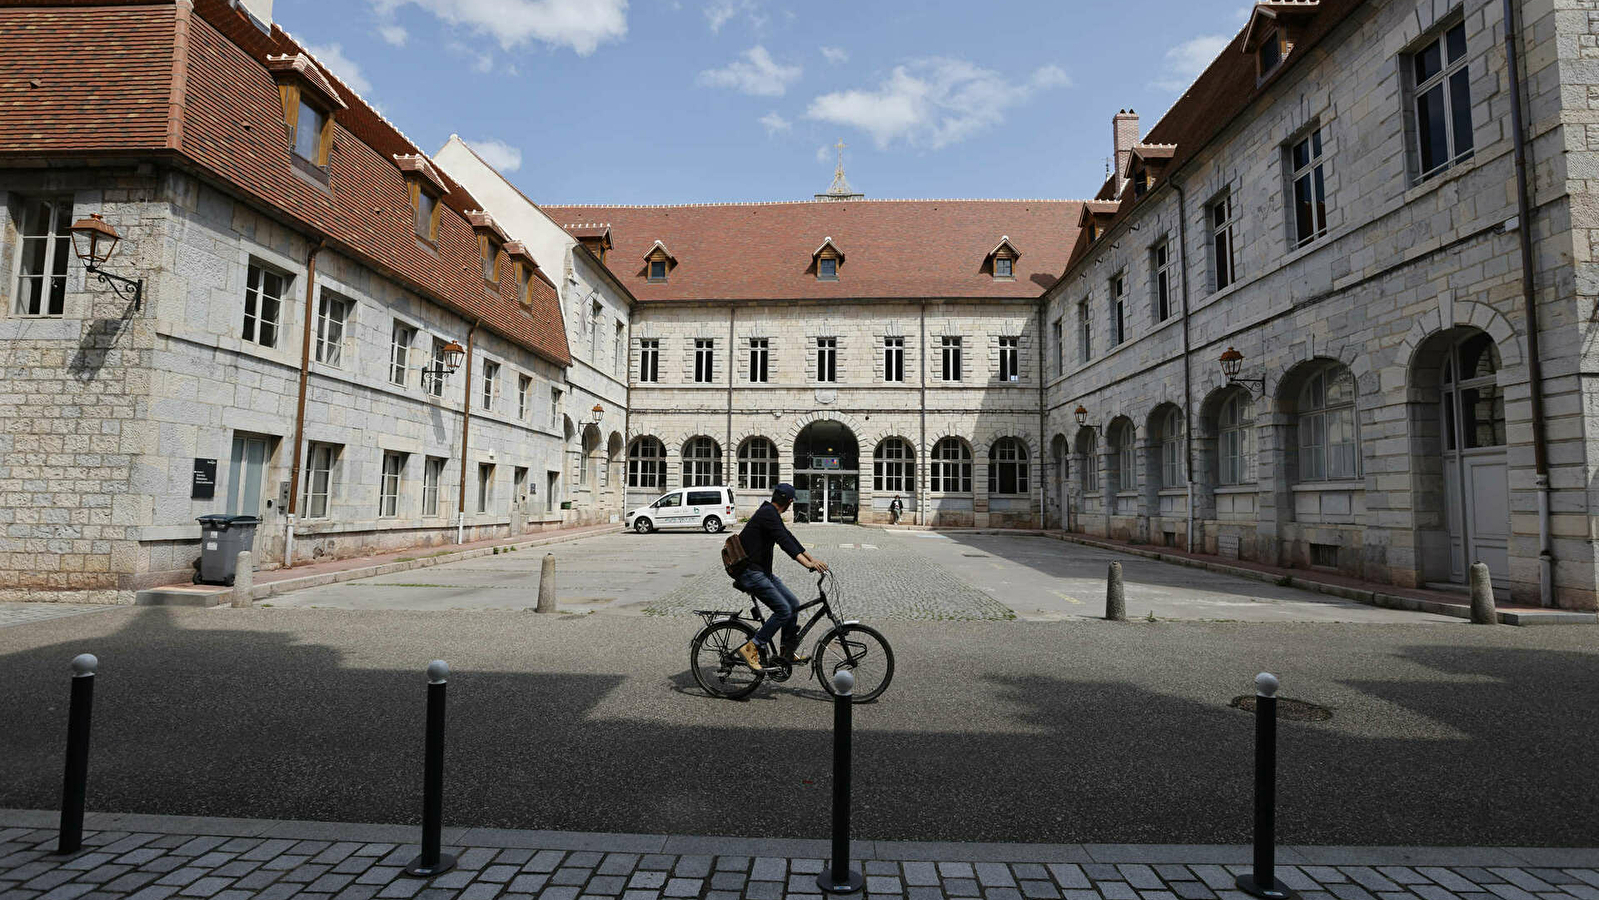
[0,0,570,367]
[539,200,1084,301]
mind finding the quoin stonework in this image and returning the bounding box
[0,0,1595,610]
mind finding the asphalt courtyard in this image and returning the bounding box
[1,604,1596,847]
[270,525,1456,624]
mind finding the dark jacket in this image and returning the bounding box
[738,501,805,575]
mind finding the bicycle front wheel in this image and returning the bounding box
[690,620,765,700]
[813,623,894,702]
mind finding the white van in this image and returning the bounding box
[627,486,737,534]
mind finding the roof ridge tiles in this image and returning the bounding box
[542,198,1090,208]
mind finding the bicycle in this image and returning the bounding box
[689,568,894,702]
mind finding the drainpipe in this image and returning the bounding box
[455,321,479,544]
[1174,179,1196,554]
[1038,299,1048,529]
[284,237,324,567]
[919,300,928,526]
[727,304,734,493]
[1503,0,1555,606]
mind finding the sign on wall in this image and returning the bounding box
[191,458,217,500]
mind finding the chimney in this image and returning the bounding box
[1113,108,1140,189]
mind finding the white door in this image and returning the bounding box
[226,436,269,515]
[1440,332,1510,590]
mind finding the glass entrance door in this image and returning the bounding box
[792,472,858,523]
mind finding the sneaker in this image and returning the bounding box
[736,641,763,671]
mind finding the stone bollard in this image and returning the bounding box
[537,553,557,613]
[231,551,254,608]
[1469,562,1497,625]
[1106,561,1126,621]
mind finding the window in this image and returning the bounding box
[1210,193,1238,291]
[749,338,769,383]
[589,301,602,361]
[11,196,72,317]
[682,437,723,486]
[1109,422,1135,495]
[639,338,660,383]
[422,456,445,517]
[546,470,560,513]
[517,374,532,420]
[738,438,778,490]
[482,240,501,282]
[389,321,415,386]
[1079,433,1100,494]
[301,442,337,519]
[818,257,838,280]
[516,262,532,305]
[1051,320,1063,376]
[627,437,667,489]
[243,264,288,348]
[293,98,328,165]
[1442,332,1506,451]
[614,322,625,378]
[930,438,972,493]
[873,438,914,493]
[314,293,351,367]
[998,336,1019,382]
[1290,127,1329,246]
[1296,365,1359,481]
[481,361,498,411]
[995,257,1013,278]
[816,337,837,382]
[883,336,905,382]
[1078,300,1092,363]
[425,338,449,398]
[1156,407,1183,488]
[1411,21,1473,182]
[649,259,668,282]
[687,490,723,506]
[1218,392,1255,485]
[379,451,404,518]
[1152,241,1173,322]
[477,463,495,513]
[414,190,438,241]
[549,387,562,429]
[694,339,715,383]
[1258,30,1282,76]
[987,438,1029,495]
[1110,273,1127,346]
[941,336,962,382]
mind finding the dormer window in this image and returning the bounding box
[986,236,1020,280]
[819,258,837,280]
[483,239,502,281]
[1243,3,1315,81]
[414,191,437,240]
[395,155,447,242]
[505,243,537,304]
[812,237,844,281]
[465,210,509,283]
[645,240,676,283]
[1258,30,1282,76]
[995,258,1013,278]
[518,263,531,300]
[266,53,347,171]
[294,99,327,163]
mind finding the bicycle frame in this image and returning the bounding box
[695,572,848,651]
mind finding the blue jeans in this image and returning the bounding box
[734,568,800,650]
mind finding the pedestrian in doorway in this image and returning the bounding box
[889,494,904,524]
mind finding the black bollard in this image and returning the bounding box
[404,660,457,877]
[1236,672,1295,900]
[817,670,864,895]
[56,653,97,855]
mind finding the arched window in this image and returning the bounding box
[1217,392,1255,484]
[1442,332,1505,449]
[930,437,972,493]
[580,426,600,486]
[682,436,723,486]
[987,437,1029,494]
[627,437,667,489]
[873,438,914,493]
[1296,365,1358,481]
[1155,407,1183,488]
[1109,421,1136,494]
[1077,430,1099,493]
[737,437,777,490]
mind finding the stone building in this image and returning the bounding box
[1040,0,1599,609]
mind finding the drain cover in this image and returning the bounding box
[1229,695,1333,721]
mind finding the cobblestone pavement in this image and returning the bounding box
[648,527,1014,621]
[2,812,1597,900]
[0,603,116,629]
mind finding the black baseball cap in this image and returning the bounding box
[773,483,796,501]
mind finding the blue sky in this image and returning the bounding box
[275,0,1253,205]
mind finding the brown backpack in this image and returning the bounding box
[722,532,751,577]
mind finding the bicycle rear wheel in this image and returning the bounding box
[813,623,894,702]
[690,620,765,700]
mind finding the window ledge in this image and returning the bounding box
[1214,483,1258,495]
[1290,480,1363,493]
[1157,487,1187,497]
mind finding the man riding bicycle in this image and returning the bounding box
[732,482,828,671]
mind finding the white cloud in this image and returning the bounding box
[1152,34,1230,92]
[304,42,373,95]
[816,144,832,164]
[372,0,628,56]
[697,45,802,97]
[703,0,763,32]
[377,24,409,46]
[758,111,791,135]
[464,137,523,172]
[819,46,847,65]
[805,58,1071,150]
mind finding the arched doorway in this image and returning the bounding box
[1421,329,1510,587]
[792,420,859,523]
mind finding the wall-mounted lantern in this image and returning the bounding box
[70,214,143,311]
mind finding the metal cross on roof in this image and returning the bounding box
[816,138,864,201]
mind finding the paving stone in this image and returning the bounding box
[1345,869,1403,893]
[636,857,674,872]
[537,889,579,900]
[628,872,667,890]
[986,888,1024,900]
[262,857,311,873]
[661,881,702,899]
[75,862,134,883]
[333,889,380,900]
[709,872,745,891]
[525,852,566,874]
[1084,867,1121,882]
[155,868,209,888]
[127,887,183,900]
[106,871,162,893]
[585,875,626,895]
[285,866,334,885]
[908,887,949,900]
[565,854,602,869]
[702,892,740,900]
[1304,869,1351,885]
[143,857,191,874]
[178,876,236,897]
[598,855,639,877]
[149,837,190,851]
[792,860,825,875]
[1568,874,1599,890]
[904,863,940,886]
[945,878,981,897]
[455,851,496,871]
[357,868,405,886]
[355,845,398,859]
[1418,871,1482,893]
[307,874,356,894]
[1494,872,1558,893]
[551,868,592,887]
[1014,867,1050,882]
[314,845,363,866]
[1099,883,1139,900]
[428,872,477,890]
[1378,869,1432,886]
[214,891,266,900]
[458,884,500,900]
[234,872,282,891]
[870,876,905,894]
[1376,892,1412,900]
[1412,886,1462,900]
[1486,885,1542,900]
[1171,883,1215,900]
[713,856,748,873]
[744,880,783,900]
[1189,867,1234,891]
[335,857,378,876]
[482,865,523,883]
[673,857,711,879]
[1020,879,1062,899]
[1063,892,1100,900]
[977,864,1017,888]
[211,861,261,878]
[61,853,117,871]
[1116,868,1162,891]
[376,878,426,898]
[1565,885,1599,900]
[1138,892,1177,900]
[869,862,903,877]
[509,875,550,894]
[173,839,230,858]
[1327,884,1376,900]
[620,892,660,900]
[752,858,787,882]
[1154,868,1192,883]
[38,885,95,900]
[244,843,301,862]
[1456,871,1501,885]
[252,884,301,900]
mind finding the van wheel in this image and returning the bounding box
[634,517,654,534]
[702,515,723,534]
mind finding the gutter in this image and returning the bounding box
[919,300,928,526]
[1038,300,1048,529]
[1502,0,1555,608]
[1173,179,1196,554]
[284,238,323,567]
[455,320,479,544]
